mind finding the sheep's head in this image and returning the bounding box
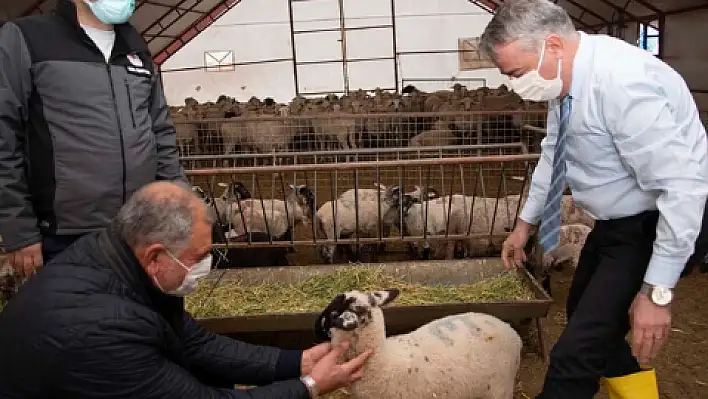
[288,184,316,217]
[424,187,441,200]
[192,185,206,198]
[382,194,415,232]
[192,185,216,206]
[401,84,418,95]
[382,185,401,204]
[315,288,400,341]
[218,181,252,200]
[407,185,440,202]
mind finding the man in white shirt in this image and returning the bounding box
[480,1,708,398]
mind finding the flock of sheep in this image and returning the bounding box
[191,177,594,278]
[170,84,547,157]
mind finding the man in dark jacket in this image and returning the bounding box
[0,0,187,276]
[0,181,372,398]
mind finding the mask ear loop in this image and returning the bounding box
[165,249,191,272]
[536,40,548,71]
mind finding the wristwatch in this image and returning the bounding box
[300,375,319,398]
[639,283,674,306]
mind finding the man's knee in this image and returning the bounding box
[548,330,605,376]
[42,234,84,264]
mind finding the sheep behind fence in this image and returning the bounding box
[184,152,595,270]
[171,106,548,159]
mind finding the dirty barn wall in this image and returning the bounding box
[663,10,708,117]
[160,0,508,106]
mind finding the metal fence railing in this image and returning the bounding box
[173,110,547,159]
[186,153,540,267]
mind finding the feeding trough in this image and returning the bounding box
[188,258,552,355]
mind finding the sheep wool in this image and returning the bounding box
[315,289,522,399]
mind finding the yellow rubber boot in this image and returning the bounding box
[602,368,659,399]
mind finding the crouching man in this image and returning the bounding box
[0,181,372,398]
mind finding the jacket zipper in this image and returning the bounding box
[107,64,128,205]
[125,81,137,129]
[76,27,128,206]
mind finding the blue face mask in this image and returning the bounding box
[83,0,135,25]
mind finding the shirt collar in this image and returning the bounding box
[569,30,593,100]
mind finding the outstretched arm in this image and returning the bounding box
[182,312,304,387]
[61,316,309,399]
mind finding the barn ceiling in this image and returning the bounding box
[1,0,707,65]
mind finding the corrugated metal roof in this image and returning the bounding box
[1,0,706,65]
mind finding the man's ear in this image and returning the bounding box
[545,34,565,58]
[141,243,166,277]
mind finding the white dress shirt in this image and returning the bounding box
[520,31,708,289]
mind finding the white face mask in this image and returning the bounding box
[508,40,563,102]
[154,250,212,297]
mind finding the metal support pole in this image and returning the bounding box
[657,14,665,60]
[337,0,350,95]
[287,0,300,97]
[390,0,400,93]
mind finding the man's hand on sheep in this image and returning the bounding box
[502,221,532,269]
[629,292,672,365]
[308,341,374,395]
[7,243,43,278]
[301,342,332,376]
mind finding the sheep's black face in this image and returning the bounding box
[402,84,417,95]
[401,195,415,214]
[314,289,400,342]
[232,182,251,200]
[192,186,206,199]
[192,186,214,205]
[426,187,441,200]
[388,186,401,203]
[297,187,316,215]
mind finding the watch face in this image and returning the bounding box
[651,287,673,306]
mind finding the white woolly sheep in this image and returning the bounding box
[383,194,474,260]
[220,115,294,156]
[225,184,315,241]
[315,288,522,399]
[409,119,457,147]
[542,223,592,273]
[315,185,400,263]
[338,184,440,204]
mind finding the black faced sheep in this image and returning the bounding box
[315,288,521,399]
[315,185,401,264]
[194,182,302,268]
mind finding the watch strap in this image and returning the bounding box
[639,282,653,296]
[300,375,319,398]
[640,282,673,306]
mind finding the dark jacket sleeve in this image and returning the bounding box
[0,22,41,252]
[182,312,305,387]
[61,317,310,399]
[148,65,188,183]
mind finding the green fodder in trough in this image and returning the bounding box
[185,265,535,318]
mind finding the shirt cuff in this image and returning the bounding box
[643,253,686,289]
[519,197,542,226]
[273,349,303,381]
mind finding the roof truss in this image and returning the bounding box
[7,0,708,65]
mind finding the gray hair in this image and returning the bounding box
[112,181,211,252]
[479,0,576,62]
